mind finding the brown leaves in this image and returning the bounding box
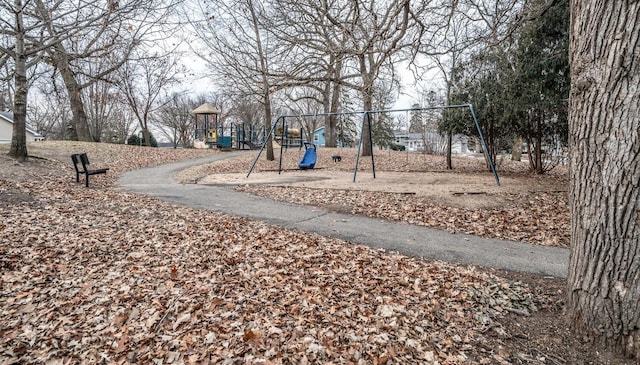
[236,186,570,247]
[0,141,558,363]
[191,147,569,247]
[169,265,179,280]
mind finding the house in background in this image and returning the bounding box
[313,126,354,148]
[393,131,424,152]
[0,112,44,143]
[313,126,326,147]
[393,130,471,154]
[451,134,471,154]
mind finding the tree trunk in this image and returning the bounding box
[358,53,375,157]
[9,0,28,161]
[512,136,522,162]
[248,0,273,161]
[361,95,373,156]
[51,45,94,142]
[325,56,343,148]
[535,115,543,174]
[142,128,151,147]
[567,1,640,359]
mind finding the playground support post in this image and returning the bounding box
[247,105,500,186]
[247,116,283,178]
[468,104,500,186]
[278,118,287,174]
[353,112,377,182]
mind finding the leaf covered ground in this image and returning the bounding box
[181,149,570,247]
[0,142,630,364]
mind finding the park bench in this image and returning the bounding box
[71,153,109,187]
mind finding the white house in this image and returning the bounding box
[0,112,44,143]
[393,130,471,154]
[393,131,424,152]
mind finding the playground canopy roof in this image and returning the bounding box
[191,103,221,115]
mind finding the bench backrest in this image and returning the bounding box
[78,153,91,169]
[71,153,85,173]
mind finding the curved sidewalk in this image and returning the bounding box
[118,154,569,278]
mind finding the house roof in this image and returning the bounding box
[0,112,44,138]
[191,103,221,115]
[393,131,423,139]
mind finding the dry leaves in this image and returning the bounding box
[234,186,570,247]
[0,141,555,364]
[189,148,570,247]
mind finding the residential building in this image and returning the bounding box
[0,112,44,143]
[392,130,470,154]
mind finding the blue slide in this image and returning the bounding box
[298,142,317,170]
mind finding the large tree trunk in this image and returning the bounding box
[51,46,94,142]
[248,0,274,161]
[511,136,522,162]
[325,56,343,148]
[361,95,373,156]
[534,115,543,174]
[263,92,274,161]
[567,1,640,359]
[322,82,333,147]
[358,53,375,157]
[9,0,28,161]
[142,128,151,147]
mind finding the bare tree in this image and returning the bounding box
[27,80,73,140]
[84,77,123,142]
[155,92,195,148]
[1,0,50,160]
[428,10,475,169]
[567,0,640,359]
[116,50,183,147]
[0,0,181,158]
[34,0,182,142]
[329,0,414,156]
[262,0,354,148]
[189,0,277,160]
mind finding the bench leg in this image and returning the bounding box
[85,174,89,187]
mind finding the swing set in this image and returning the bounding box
[247,104,500,186]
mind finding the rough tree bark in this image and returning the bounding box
[8,0,28,161]
[567,0,640,359]
[51,46,94,142]
[248,0,274,161]
[324,54,343,148]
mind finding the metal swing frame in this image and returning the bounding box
[247,104,500,186]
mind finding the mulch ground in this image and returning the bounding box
[0,141,632,364]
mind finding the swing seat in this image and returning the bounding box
[298,142,317,169]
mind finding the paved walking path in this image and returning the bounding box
[118,153,569,278]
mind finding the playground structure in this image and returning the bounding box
[192,103,227,148]
[247,104,501,186]
[235,122,265,150]
[275,125,304,148]
[192,103,265,150]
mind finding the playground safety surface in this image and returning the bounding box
[196,168,563,211]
